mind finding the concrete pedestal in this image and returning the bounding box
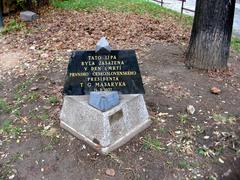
[60,94,151,154]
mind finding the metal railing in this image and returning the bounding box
[153,0,195,15]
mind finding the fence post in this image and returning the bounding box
[0,0,3,28]
[181,0,184,16]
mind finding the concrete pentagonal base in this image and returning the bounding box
[60,94,151,154]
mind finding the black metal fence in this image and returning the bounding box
[152,0,195,15]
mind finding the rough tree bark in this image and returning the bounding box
[186,0,236,70]
[0,0,3,28]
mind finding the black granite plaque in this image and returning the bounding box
[63,50,145,95]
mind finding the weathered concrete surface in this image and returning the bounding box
[60,94,151,154]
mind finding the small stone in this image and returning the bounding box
[105,168,115,177]
[30,86,39,91]
[20,11,38,22]
[41,53,49,58]
[219,158,224,164]
[175,130,181,134]
[82,145,86,150]
[187,105,195,115]
[30,46,35,50]
[8,174,15,180]
[0,140,2,146]
[204,136,210,139]
[41,168,44,172]
[211,87,221,94]
[158,112,168,117]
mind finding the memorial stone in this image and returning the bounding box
[60,37,151,154]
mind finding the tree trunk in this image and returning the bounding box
[26,0,33,10]
[0,0,3,28]
[186,0,236,70]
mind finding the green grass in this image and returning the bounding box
[212,113,236,124]
[11,79,34,117]
[178,113,188,124]
[14,79,33,102]
[0,120,22,138]
[15,79,33,94]
[37,112,49,121]
[52,0,193,26]
[231,36,240,53]
[48,96,59,105]
[142,135,165,151]
[0,152,23,180]
[178,160,190,169]
[0,19,24,34]
[159,127,166,134]
[30,110,49,121]
[24,92,40,102]
[0,98,11,113]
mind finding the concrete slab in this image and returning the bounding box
[60,94,151,154]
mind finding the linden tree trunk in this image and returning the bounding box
[186,0,236,70]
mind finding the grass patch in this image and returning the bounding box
[0,152,23,179]
[178,113,188,124]
[24,92,40,102]
[0,120,22,138]
[37,112,49,121]
[0,98,12,113]
[159,127,166,134]
[14,79,33,102]
[231,36,240,53]
[208,176,217,180]
[142,135,165,151]
[178,160,190,169]
[11,79,34,117]
[40,143,54,152]
[30,110,49,121]
[48,96,59,105]
[41,127,60,147]
[52,0,193,26]
[212,113,236,124]
[0,19,24,35]
[197,147,208,157]
[15,79,33,95]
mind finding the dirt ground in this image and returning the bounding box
[0,7,240,180]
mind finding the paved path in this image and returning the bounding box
[151,0,240,37]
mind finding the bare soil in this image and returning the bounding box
[0,7,240,180]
